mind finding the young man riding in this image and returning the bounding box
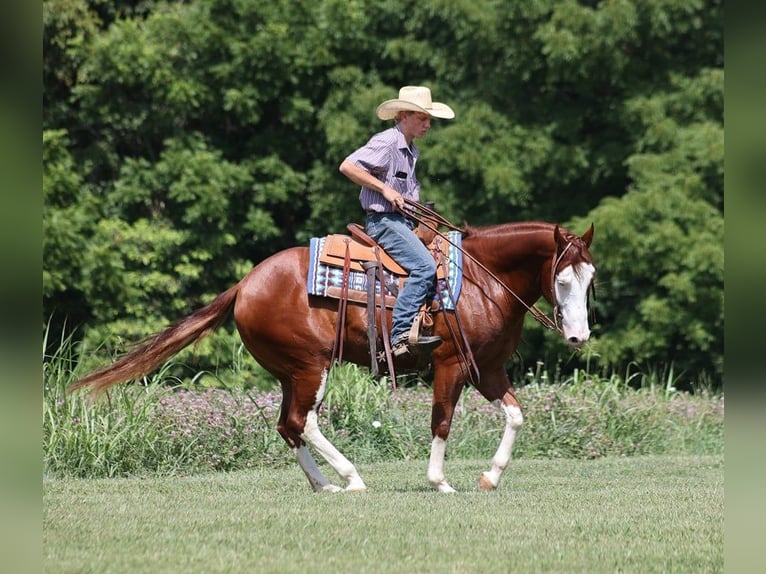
[339,85,455,358]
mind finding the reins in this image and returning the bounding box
[403,199,561,333]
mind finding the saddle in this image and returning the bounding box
[319,224,447,281]
[324,224,446,379]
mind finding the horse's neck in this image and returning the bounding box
[467,223,555,274]
[462,224,555,309]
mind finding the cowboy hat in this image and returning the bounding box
[376,86,455,120]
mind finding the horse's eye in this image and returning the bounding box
[556,267,573,285]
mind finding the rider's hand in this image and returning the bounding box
[382,186,405,211]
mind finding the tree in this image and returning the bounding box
[568,67,724,383]
[43,0,724,384]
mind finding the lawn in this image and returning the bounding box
[44,454,723,573]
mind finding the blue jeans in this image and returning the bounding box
[365,212,437,343]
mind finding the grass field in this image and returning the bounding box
[44,454,723,573]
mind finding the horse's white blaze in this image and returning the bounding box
[481,400,524,489]
[554,262,595,346]
[299,369,367,492]
[427,437,456,493]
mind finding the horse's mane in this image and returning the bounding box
[461,221,555,239]
[461,221,593,266]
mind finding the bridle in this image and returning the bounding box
[549,237,597,332]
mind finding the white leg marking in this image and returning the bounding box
[301,411,367,491]
[294,445,340,493]
[428,437,456,493]
[299,370,367,492]
[480,399,523,490]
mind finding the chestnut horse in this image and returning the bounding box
[70,221,595,493]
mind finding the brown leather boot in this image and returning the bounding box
[392,335,442,357]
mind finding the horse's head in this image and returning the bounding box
[551,224,595,348]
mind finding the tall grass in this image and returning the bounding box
[43,329,288,477]
[514,369,723,459]
[322,364,434,462]
[44,335,723,479]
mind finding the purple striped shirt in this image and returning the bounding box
[344,124,420,213]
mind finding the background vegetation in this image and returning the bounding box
[43,0,723,385]
[44,333,722,479]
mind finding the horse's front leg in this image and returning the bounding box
[478,387,524,491]
[427,375,464,493]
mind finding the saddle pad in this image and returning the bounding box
[307,230,463,310]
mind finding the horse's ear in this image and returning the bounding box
[581,223,594,247]
[553,225,563,247]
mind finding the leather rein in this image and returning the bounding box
[403,199,563,334]
[330,201,570,389]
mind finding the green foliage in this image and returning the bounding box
[43,130,91,299]
[43,0,723,383]
[566,66,724,381]
[574,186,723,380]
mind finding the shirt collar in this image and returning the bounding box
[393,124,418,158]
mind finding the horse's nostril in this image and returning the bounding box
[568,336,581,345]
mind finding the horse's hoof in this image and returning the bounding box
[322,484,343,493]
[345,476,368,492]
[345,485,368,493]
[431,481,457,493]
[478,473,497,491]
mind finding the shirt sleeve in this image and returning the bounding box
[345,132,393,179]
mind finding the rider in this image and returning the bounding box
[339,86,455,358]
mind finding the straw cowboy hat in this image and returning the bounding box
[376,86,455,120]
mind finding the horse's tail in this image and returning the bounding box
[68,282,241,396]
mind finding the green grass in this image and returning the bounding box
[43,337,724,571]
[44,455,723,574]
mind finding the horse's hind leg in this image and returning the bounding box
[294,444,340,492]
[277,379,337,492]
[278,369,367,493]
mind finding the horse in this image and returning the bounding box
[70,220,595,493]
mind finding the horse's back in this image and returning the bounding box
[237,246,309,301]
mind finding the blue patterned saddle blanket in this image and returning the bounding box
[306,231,463,310]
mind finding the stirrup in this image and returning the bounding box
[392,335,442,357]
